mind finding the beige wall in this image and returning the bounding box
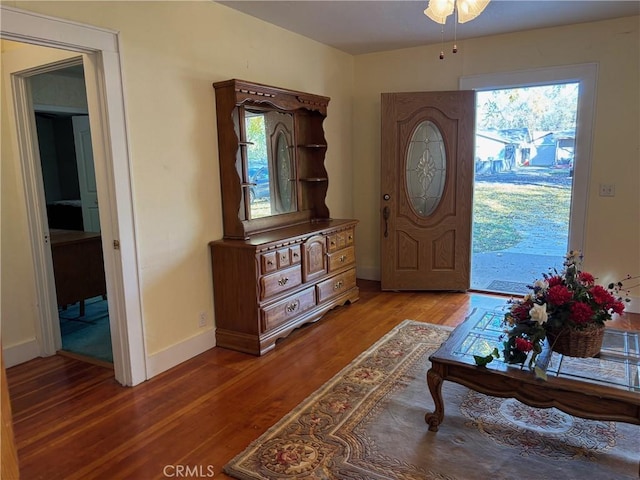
[1,1,354,363]
[352,16,640,309]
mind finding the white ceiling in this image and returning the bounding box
[217,1,640,55]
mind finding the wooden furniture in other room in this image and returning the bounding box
[50,229,106,316]
[210,79,359,355]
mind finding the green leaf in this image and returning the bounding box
[473,354,495,367]
[473,347,501,367]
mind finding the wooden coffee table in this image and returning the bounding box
[425,309,640,433]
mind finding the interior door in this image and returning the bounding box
[72,115,101,232]
[380,91,474,291]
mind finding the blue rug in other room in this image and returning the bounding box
[59,296,113,364]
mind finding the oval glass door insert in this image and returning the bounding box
[406,120,446,217]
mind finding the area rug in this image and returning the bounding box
[224,320,639,480]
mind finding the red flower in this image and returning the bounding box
[515,337,533,352]
[547,275,564,287]
[570,302,594,324]
[578,271,595,285]
[511,299,533,321]
[590,285,615,306]
[546,285,573,305]
[610,300,625,315]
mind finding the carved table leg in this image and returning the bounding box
[425,364,445,432]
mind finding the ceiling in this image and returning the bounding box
[217,1,640,55]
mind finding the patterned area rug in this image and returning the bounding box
[224,321,639,480]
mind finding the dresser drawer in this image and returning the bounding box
[327,228,354,252]
[261,287,316,332]
[316,268,356,304]
[277,247,291,268]
[261,251,278,274]
[290,245,301,264]
[327,232,342,253]
[327,246,355,273]
[260,265,302,300]
[344,228,354,247]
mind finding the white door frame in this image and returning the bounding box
[460,63,598,258]
[1,5,147,386]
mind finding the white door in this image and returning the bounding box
[72,115,100,232]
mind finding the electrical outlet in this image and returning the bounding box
[198,312,207,328]
[599,183,615,197]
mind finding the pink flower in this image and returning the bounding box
[546,285,573,305]
[276,448,300,465]
[570,302,594,324]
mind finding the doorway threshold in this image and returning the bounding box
[57,350,114,370]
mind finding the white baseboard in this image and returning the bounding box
[3,338,41,368]
[145,328,216,379]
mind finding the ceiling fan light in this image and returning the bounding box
[456,0,490,23]
[424,0,455,25]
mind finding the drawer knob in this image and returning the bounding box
[333,280,344,290]
[267,260,274,265]
[286,301,299,313]
[339,255,347,263]
[293,252,299,258]
[278,277,289,286]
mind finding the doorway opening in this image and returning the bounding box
[31,64,113,365]
[2,5,147,385]
[470,83,579,295]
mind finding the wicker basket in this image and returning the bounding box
[546,323,605,358]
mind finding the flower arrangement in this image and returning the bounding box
[475,251,635,368]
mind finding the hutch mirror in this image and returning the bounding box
[213,79,330,239]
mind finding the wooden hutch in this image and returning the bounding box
[210,79,359,355]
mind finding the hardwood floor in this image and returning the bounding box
[6,280,639,479]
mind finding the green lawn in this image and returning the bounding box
[473,182,571,253]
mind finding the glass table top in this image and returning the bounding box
[452,309,640,392]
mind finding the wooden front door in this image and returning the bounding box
[380,91,475,291]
